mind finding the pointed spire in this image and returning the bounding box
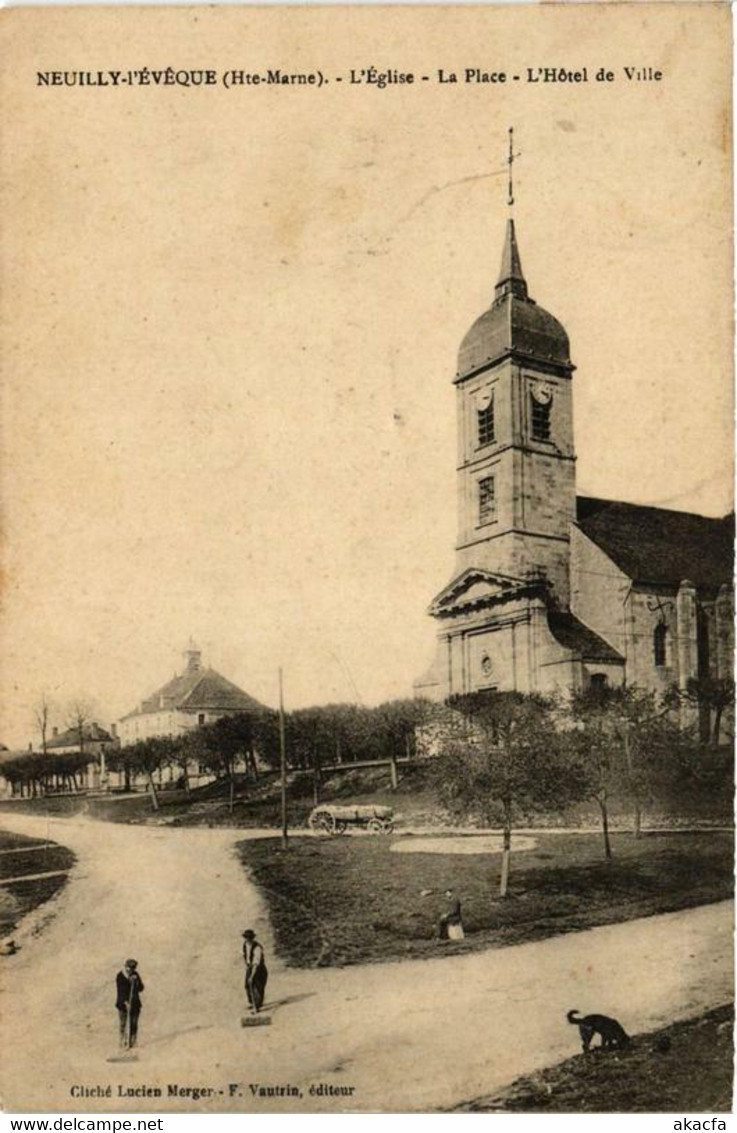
[495,218,528,301]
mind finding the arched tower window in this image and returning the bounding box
[530,386,553,441]
[477,396,495,447]
[653,623,669,667]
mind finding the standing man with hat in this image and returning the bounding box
[115,958,145,1048]
[242,930,268,1014]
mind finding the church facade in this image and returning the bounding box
[415,219,734,711]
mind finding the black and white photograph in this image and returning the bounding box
[0,2,733,1116]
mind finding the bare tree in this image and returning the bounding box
[66,699,96,757]
[32,692,54,755]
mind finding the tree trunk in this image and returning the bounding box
[228,774,235,814]
[500,800,512,898]
[597,795,613,860]
[147,772,160,811]
[713,704,723,747]
[623,731,642,839]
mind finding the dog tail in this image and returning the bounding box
[567,1010,581,1024]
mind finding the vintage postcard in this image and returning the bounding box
[0,2,733,1116]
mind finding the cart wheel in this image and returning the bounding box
[383,821,395,834]
[310,810,334,835]
[367,817,383,834]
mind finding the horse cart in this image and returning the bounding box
[307,804,394,836]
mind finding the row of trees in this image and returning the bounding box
[3,698,431,805]
[255,699,429,771]
[101,699,431,810]
[2,750,92,797]
[8,683,732,854]
[432,683,733,896]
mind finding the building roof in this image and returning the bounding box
[47,722,113,749]
[456,219,572,381]
[548,611,624,664]
[576,496,734,594]
[0,749,25,766]
[122,666,267,721]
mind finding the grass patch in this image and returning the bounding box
[457,1004,734,1112]
[236,830,734,967]
[0,829,76,937]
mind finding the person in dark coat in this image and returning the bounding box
[242,930,268,1013]
[115,958,145,1047]
[438,889,465,941]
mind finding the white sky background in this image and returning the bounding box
[0,5,733,747]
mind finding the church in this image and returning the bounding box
[415,217,734,710]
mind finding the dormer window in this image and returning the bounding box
[530,385,553,441]
[477,394,495,447]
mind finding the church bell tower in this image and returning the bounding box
[415,134,582,701]
[454,215,576,605]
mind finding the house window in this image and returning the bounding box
[531,394,552,441]
[477,397,495,447]
[198,713,206,727]
[653,623,668,667]
[478,476,496,525]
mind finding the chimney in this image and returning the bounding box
[184,638,202,673]
[52,727,58,738]
[110,723,118,739]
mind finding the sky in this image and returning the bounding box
[0,4,732,747]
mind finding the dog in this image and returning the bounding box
[567,1009,630,1053]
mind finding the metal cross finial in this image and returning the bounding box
[507,127,521,208]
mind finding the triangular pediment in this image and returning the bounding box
[428,568,546,618]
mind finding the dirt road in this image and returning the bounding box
[0,812,732,1113]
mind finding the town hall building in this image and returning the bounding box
[415,218,734,712]
[118,642,266,747]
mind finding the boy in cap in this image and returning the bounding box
[115,958,145,1048]
[242,930,268,1013]
[438,889,465,941]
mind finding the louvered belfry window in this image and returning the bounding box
[477,395,495,446]
[478,476,496,524]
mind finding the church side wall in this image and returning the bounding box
[623,587,679,694]
[570,528,629,660]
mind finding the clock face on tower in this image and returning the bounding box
[531,383,554,406]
